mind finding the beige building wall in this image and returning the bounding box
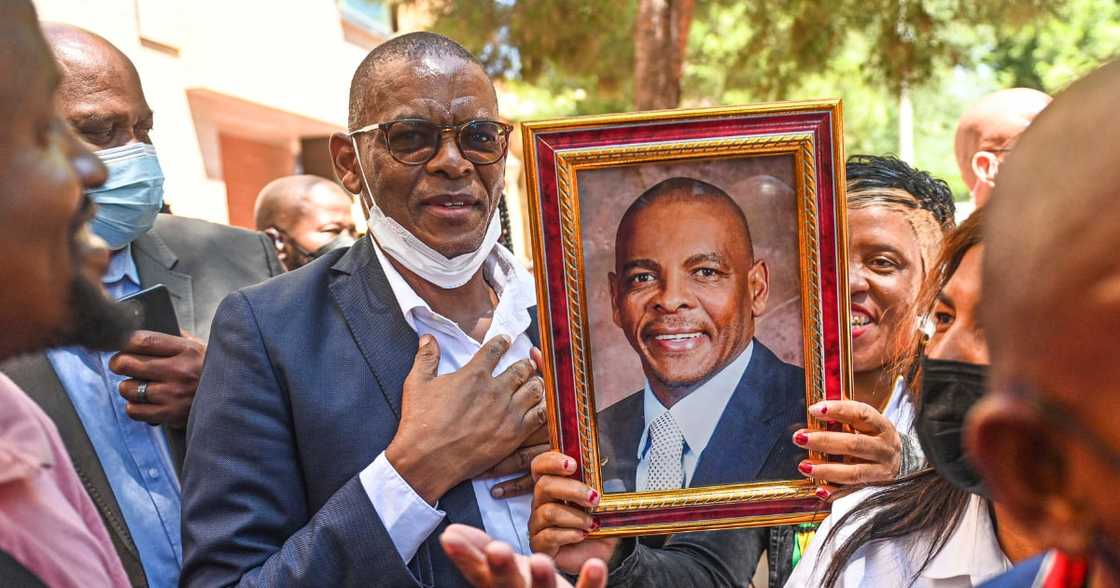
[30,0,535,266]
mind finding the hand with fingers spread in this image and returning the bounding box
[385,335,548,505]
[441,524,607,588]
[791,400,902,499]
[485,348,551,500]
[529,451,619,574]
[109,329,206,428]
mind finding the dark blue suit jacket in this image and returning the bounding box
[596,341,806,492]
[181,237,537,587]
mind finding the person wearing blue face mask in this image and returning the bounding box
[0,24,283,588]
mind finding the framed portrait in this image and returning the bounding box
[522,100,852,537]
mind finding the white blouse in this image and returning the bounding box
[786,488,1011,587]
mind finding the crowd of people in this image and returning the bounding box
[1,1,1117,586]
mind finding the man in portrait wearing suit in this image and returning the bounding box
[597,177,806,494]
[0,24,283,587]
[180,32,549,586]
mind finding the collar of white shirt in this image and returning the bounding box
[922,493,1012,582]
[370,236,536,342]
[637,341,755,464]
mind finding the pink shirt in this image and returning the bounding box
[0,372,129,587]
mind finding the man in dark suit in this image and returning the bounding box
[597,177,806,493]
[180,32,548,586]
[0,25,282,587]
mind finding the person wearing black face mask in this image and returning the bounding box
[254,175,359,272]
[787,208,1047,588]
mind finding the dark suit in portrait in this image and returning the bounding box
[598,340,806,492]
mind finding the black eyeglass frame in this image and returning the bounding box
[348,118,514,166]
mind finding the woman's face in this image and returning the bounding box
[926,246,988,363]
[848,206,925,373]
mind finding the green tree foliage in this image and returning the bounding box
[405,0,1118,198]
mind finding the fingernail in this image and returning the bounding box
[588,489,599,504]
[794,432,809,446]
[529,356,538,371]
[798,461,813,475]
[819,404,828,415]
[816,488,831,501]
[590,519,600,531]
[564,458,573,472]
[491,487,504,498]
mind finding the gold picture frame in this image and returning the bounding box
[522,100,852,536]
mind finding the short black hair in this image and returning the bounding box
[846,155,955,229]
[617,177,754,258]
[347,32,487,129]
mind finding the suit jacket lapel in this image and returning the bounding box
[132,230,194,337]
[0,354,144,576]
[691,345,790,486]
[597,393,644,493]
[128,232,193,475]
[328,239,483,528]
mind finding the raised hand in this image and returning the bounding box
[385,335,547,504]
[529,451,619,574]
[441,524,607,588]
[791,400,903,499]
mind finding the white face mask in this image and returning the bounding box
[350,135,501,289]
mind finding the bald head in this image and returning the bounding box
[954,88,1051,203]
[970,62,1120,565]
[42,23,152,149]
[347,31,490,130]
[616,177,755,267]
[255,175,352,230]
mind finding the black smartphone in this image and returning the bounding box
[118,284,181,336]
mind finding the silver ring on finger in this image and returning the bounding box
[137,381,150,404]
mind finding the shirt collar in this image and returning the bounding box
[923,494,1012,581]
[370,236,536,340]
[637,341,755,461]
[104,244,140,287]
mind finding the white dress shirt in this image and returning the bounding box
[358,239,536,564]
[883,375,917,434]
[635,343,753,491]
[787,487,1011,587]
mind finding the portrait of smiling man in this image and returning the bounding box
[597,177,807,494]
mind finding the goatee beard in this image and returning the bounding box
[46,272,139,351]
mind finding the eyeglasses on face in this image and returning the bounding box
[348,118,513,166]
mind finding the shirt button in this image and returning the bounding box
[147,468,160,479]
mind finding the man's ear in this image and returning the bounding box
[608,272,622,328]
[971,151,999,187]
[329,132,368,204]
[263,228,287,262]
[748,259,770,317]
[967,397,1095,554]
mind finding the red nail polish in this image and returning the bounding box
[564,458,573,471]
[798,462,813,475]
[820,404,828,415]
[816,488,831,501]
[591,519,600,531]
[588,489,599,504]
[794,432,809,446]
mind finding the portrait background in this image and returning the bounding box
[577,154,804,410]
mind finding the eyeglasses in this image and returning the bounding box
[349,118,514,166]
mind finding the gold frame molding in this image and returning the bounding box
[522,100,850,536]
